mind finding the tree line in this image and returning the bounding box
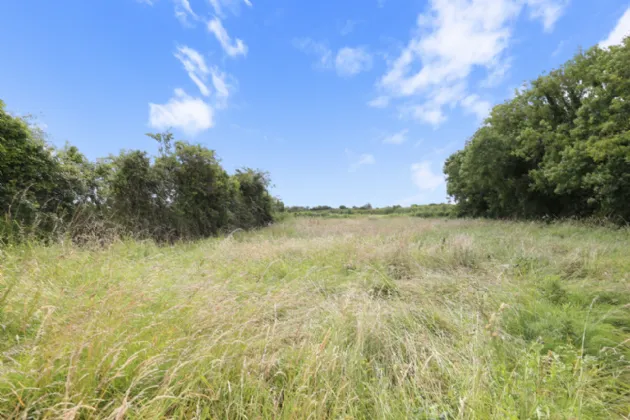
[0,101,280,243]
[444,38,630,222]
[286,203,454,218]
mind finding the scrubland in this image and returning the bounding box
[0,217,628,418]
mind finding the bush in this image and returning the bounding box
[0,102,280,243]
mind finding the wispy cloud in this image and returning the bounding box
[460,94,491,121]
[525,0,569,32]
[368,96,390,108]
[293,38,333,69]
[175,46,211,96]
[399,103,446,127]
[383,129,408,145]
[210,66,232,108]
[398,161,445,207]
[208,17,248,57]
[335,47,373,77]
[377,0,568,126]
[411,161,444,190]
[209,0,252,17]
[350,154,376,172]
[174,45,235,107]
[146,0,248,134]
[174,0,198,26]
[346,149,376,172]
[600,7,630,48]
[149,89,214,135]
[294,40,372,77]
[481,57,512,87]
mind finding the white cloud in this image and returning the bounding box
[335,47,373,77]
[210,68,229,99]
[208,17,248,57]
[400,103,446,127]
[209,0,223,16]
[173,46,234,109]
[294,41,372,77]
[346,149,376,172]
[349,154,376,172]
[481,57,512,87]
[381,0,520,98]
[147,2,244,133]
[399,83,467,126]
[149,89,214,135]
[460,94,491,120]
[368,96,390,108]
[383,129,409,145]
[175,46,210,96]
[600,7,630,48]
[377,0,567,126]
[411,161,444,190]
[174,0,198,26]
[525,0,568,32]
[210,66,232,108]
[293,38,333,69]
[209,0,252,17]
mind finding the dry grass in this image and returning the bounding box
[0,217,629,418]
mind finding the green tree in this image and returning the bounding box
[445,37,630,222]
[0,106,278,243]
[232,168,274,229]
[0,102,83,238]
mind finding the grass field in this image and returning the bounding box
[0,217,629,419]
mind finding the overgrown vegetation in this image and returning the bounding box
[0,100,279,243]
[0,218,628,418]
[445,38,630,222]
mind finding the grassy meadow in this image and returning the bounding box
[0,217,629,419]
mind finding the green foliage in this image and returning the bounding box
[0,101,97,240]
[108,149,159,235]
[0,101,279,243]
[445,38,630,222]
[232,168,275,229]
[287,203,455,218]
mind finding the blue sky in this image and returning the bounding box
[1,0,629,207]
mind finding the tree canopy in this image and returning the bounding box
[445,38,630,222]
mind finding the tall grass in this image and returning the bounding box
[0,218,628,418]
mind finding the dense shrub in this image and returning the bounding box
[0,101,279,243]
[445,38,630,222]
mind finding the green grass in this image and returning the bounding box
[0,217,629,418]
